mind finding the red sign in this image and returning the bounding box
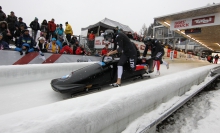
[174,50,177,58]
[174,20,189,28]
[167,49,171,57]
[192,16,215,26]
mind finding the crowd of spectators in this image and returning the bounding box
[0,6,89,56]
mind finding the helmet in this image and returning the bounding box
[103,29,114,41]
[143,37,152,45]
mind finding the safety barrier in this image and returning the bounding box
[0,62,95,86]
[0,50,101,65]
[0,64,217,133]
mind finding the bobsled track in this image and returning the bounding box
[0,59,219,133]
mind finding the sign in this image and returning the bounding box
[170,13,220,30]
[185,28,201,34]
[192,16,215,26]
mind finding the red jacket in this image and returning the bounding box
[75,47,85,55]
[101,48,108,55]
[59,45,73,54]
[48,21,56,32]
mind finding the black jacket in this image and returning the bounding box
[6,15,17,29]
[115,32,137,57]
[0,10,6,21]
[30,21,40,31]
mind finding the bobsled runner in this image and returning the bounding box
[51,56,153,94]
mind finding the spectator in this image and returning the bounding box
[6,11,17,41]
[64,22,73,42]
[88,31,95,48]
[30,17,40,42]
[59,42,73,54]
[40,19,49,41]
[214,54,219,64]
[75,45,85,55]
[35,37,47,52]
[72,39,79,54]
[15,29,35,55]
[0,6,6,21]
[0,33,9,50]
[14,24,25,44]
[0,21,11,44]
[15,17,27,29]
[46,38,59,53]
[101,44,108,55]
[55,24,64,39]
[56,36,63,50]
[48,18,56,40]
[69,36,76,45]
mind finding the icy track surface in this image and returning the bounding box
[0,59,211,115]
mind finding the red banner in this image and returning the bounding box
[192,16,215,26]
[174,50,177,58]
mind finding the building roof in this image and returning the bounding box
[154,3,220,51]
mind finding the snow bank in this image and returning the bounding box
[0,62,94,86]
[0,65,216,133]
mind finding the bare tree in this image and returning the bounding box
[139,24,148,37]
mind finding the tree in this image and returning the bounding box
[139,24,148,37]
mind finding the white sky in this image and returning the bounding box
[1,0,219,35]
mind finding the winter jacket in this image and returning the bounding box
[64,24,73,35]
[0,10,6,21]
[15,21,27,29]
[55,28,64,36]
[75,47,85,55]
[30,21,40,31]
[17,34,35,48]
[0,40,9,50]
[101,47,108,55]
[35,41,47,51]
[48,21,56,32]
[40,23,48,32]
[46,42,59,53]
[0,21,10,43]
[88,33,95,41]
[56,40,62,50]
[59,45,73,54]
[6,15,17,29]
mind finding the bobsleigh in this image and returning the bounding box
[51,56,153,94]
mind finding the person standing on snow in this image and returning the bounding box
[64,22,73,42]
[143,37,169,76]
[105,29,140,87]
[30,17,40,42]
[214,54,219,64]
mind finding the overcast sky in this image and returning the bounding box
[1,0,219,35]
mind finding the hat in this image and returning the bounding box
[35,17,38,20]
[65,22,68,24]
[11,11,14,13]
[38,37,45,41]
[51,38,56,41]
[18,17,22,20]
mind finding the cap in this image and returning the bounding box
[51,38,56,41]
[35,17,38,20]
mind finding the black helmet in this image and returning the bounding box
[143,37,152,45]
[103,29,114,41]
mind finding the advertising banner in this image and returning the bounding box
[170,13,220,30]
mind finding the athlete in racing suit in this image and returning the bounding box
[143,37,169,76]
[104,29,138,87]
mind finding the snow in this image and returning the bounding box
[0,59,219,133]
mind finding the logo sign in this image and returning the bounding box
[185,28,201,34]
[192,16,215,26]
[174,20,190,29]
